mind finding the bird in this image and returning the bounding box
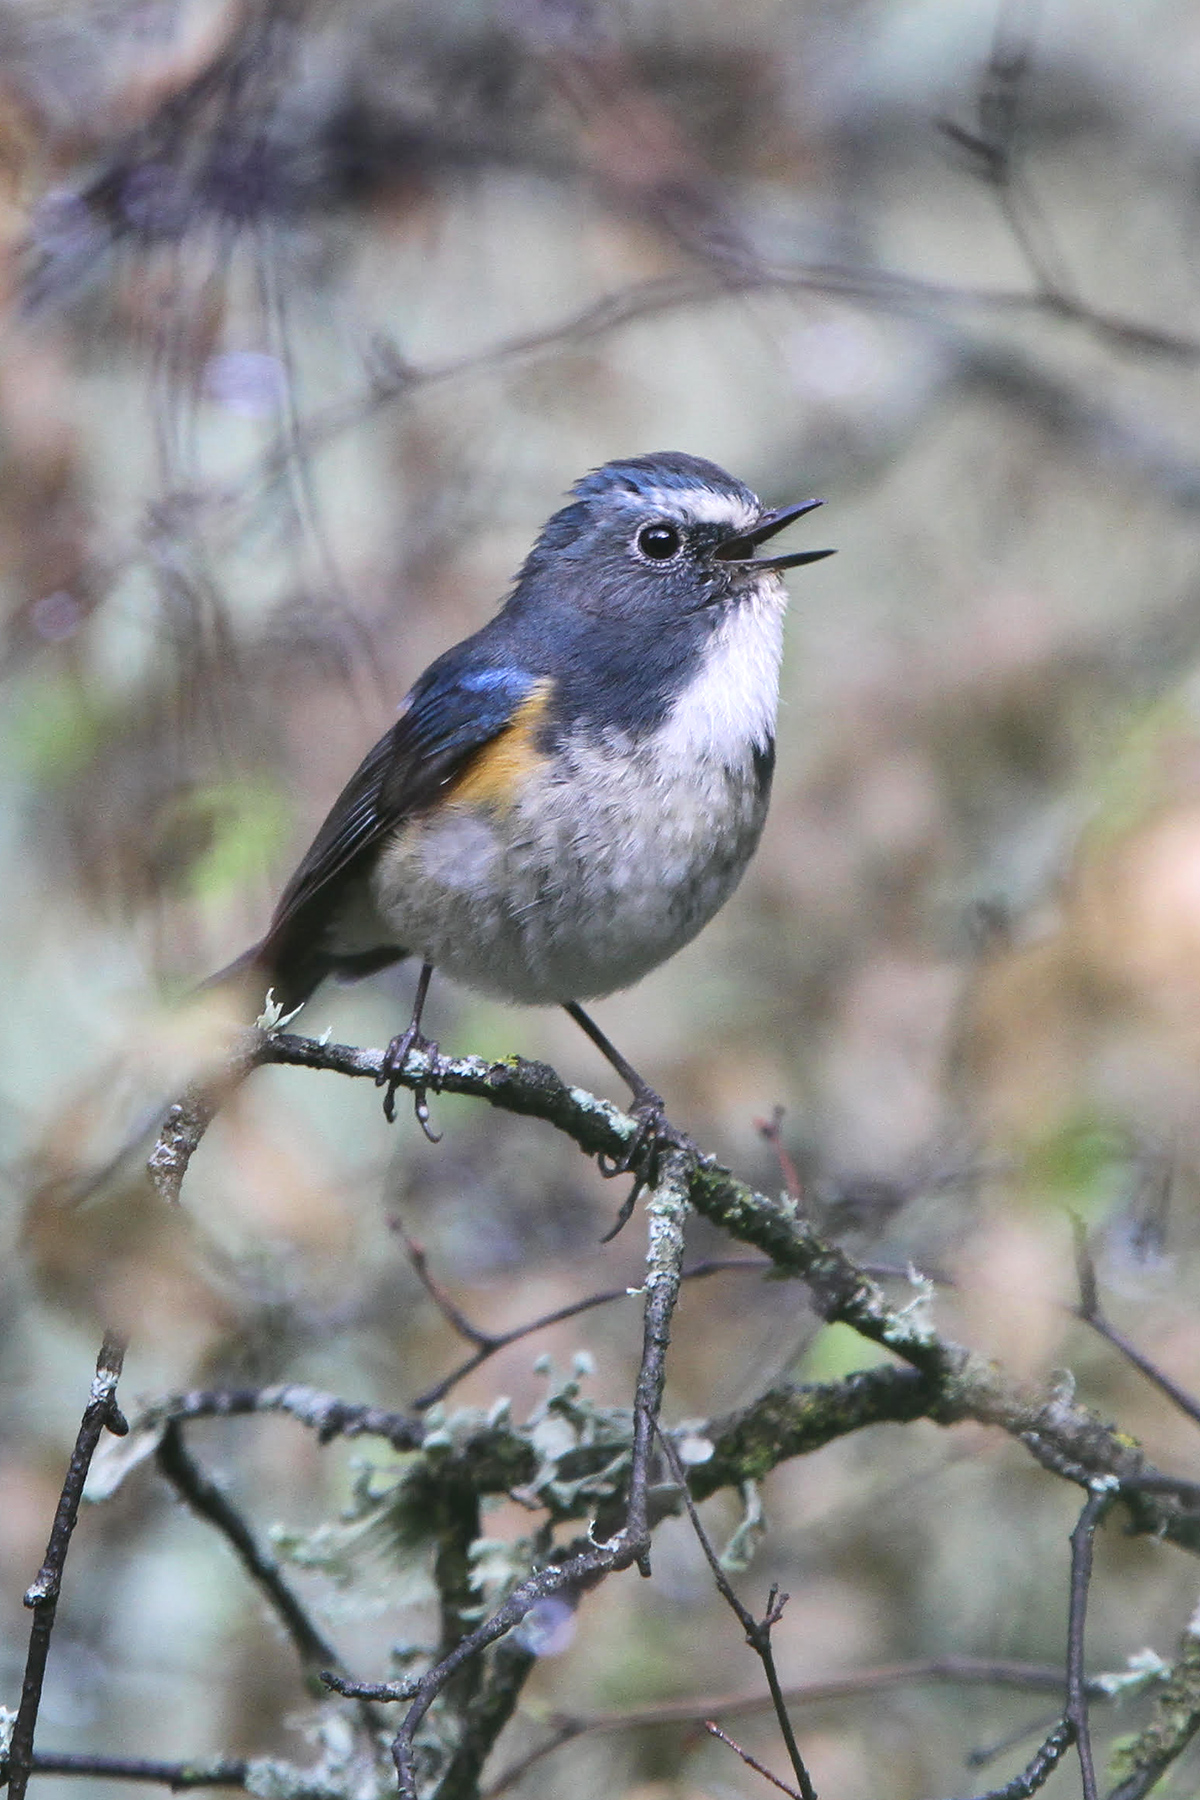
[223,451,833,1146]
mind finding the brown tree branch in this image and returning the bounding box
[155,1419,344,1689]
[401,1230,768,1410]
[378,1147,692,1795]
[146,1029,1200,1559]
[483,1655,1120,1798]
[4,1333,128,1800]
[0,1751,251,1790]
[946,1718,1076,1800]
[1066,1484,1116,1800]
[705,1721,803,1799]
[1073,1220,1200,1430]
[661,1428,816,1800]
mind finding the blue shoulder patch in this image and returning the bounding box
[401,658,536,764]
[265,656,538,946]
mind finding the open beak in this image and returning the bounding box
[714,497,834,570]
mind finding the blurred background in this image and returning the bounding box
[4,0,1200,1794]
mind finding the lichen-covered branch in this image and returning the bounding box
[145,1028,1200,1556]
[1108,1604,1200,1800]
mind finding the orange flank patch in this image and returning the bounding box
[446,680,553,809]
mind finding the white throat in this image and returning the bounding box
[658,576,786,768]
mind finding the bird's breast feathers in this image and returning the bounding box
[365,585,784,1003]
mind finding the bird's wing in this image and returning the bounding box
[263,661,540,953]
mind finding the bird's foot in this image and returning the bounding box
[597,1086,693,1242]
[377,1025,442,1141]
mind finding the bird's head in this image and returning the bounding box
[511,451,833,627]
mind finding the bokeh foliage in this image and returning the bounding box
[6,1,1200,1796]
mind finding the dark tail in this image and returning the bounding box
[202,937,409,1020]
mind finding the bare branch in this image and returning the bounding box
[661,1430,816,1800]
[0,1751,250,1790]
[146,1031,265,1203]
[705,1721,803,1799]
[410,1256,769,1410]
[155,1420,343,1689]
[1073,1220,1200,1429]
[402,1233,495,1349]
[139,1381,425,1450]
[5,1333,127,1800]
[385,1148,691,1797]
[148,1029,1200,1556]
[944,1717,1075,1800]
[756,1106,803,1204]
[1066,1484,1116,1800]
[484,1655,1114,1798]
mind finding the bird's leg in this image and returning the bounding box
[563,1000,661,1109]
[562,1002,691,1233]
[378,962,441,1140]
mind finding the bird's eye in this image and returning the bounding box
[636,521,682,562]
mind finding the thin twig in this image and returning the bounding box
[324,1671,418,1703]
[483,1655,1114,1797]
[1119,1472,1200,1504]
[660,1431,816,1800]
[147,1028,1200,1559]
[402,1233,494,1348]
[1072,1219,1200,1428]
[383,1149,692,1797]
[623,1147,691,1564]
[757,1106,803,1203]
[409,1254,766,1411]
[939,0,1078,309]
[0,1751,250,1789]
[966,1709,1066,1770]
[169,253,1200,542]
[705,1721,802,1798]
[155,1420,342,1686]
[139,1381,425,1449]
[1066,1484,1115,1800]
[944,1716,1075,1800]
[431,1635,537,1800]
[6,1333,128,1800]
[1081,1314,1200,1431]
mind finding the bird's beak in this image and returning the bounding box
[714,498,834,570]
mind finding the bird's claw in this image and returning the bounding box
[597,1086,684,1176]
[597,1088,692,1241]
[377,1026,442,1140]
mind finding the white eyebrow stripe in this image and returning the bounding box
[634,486,760,531]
